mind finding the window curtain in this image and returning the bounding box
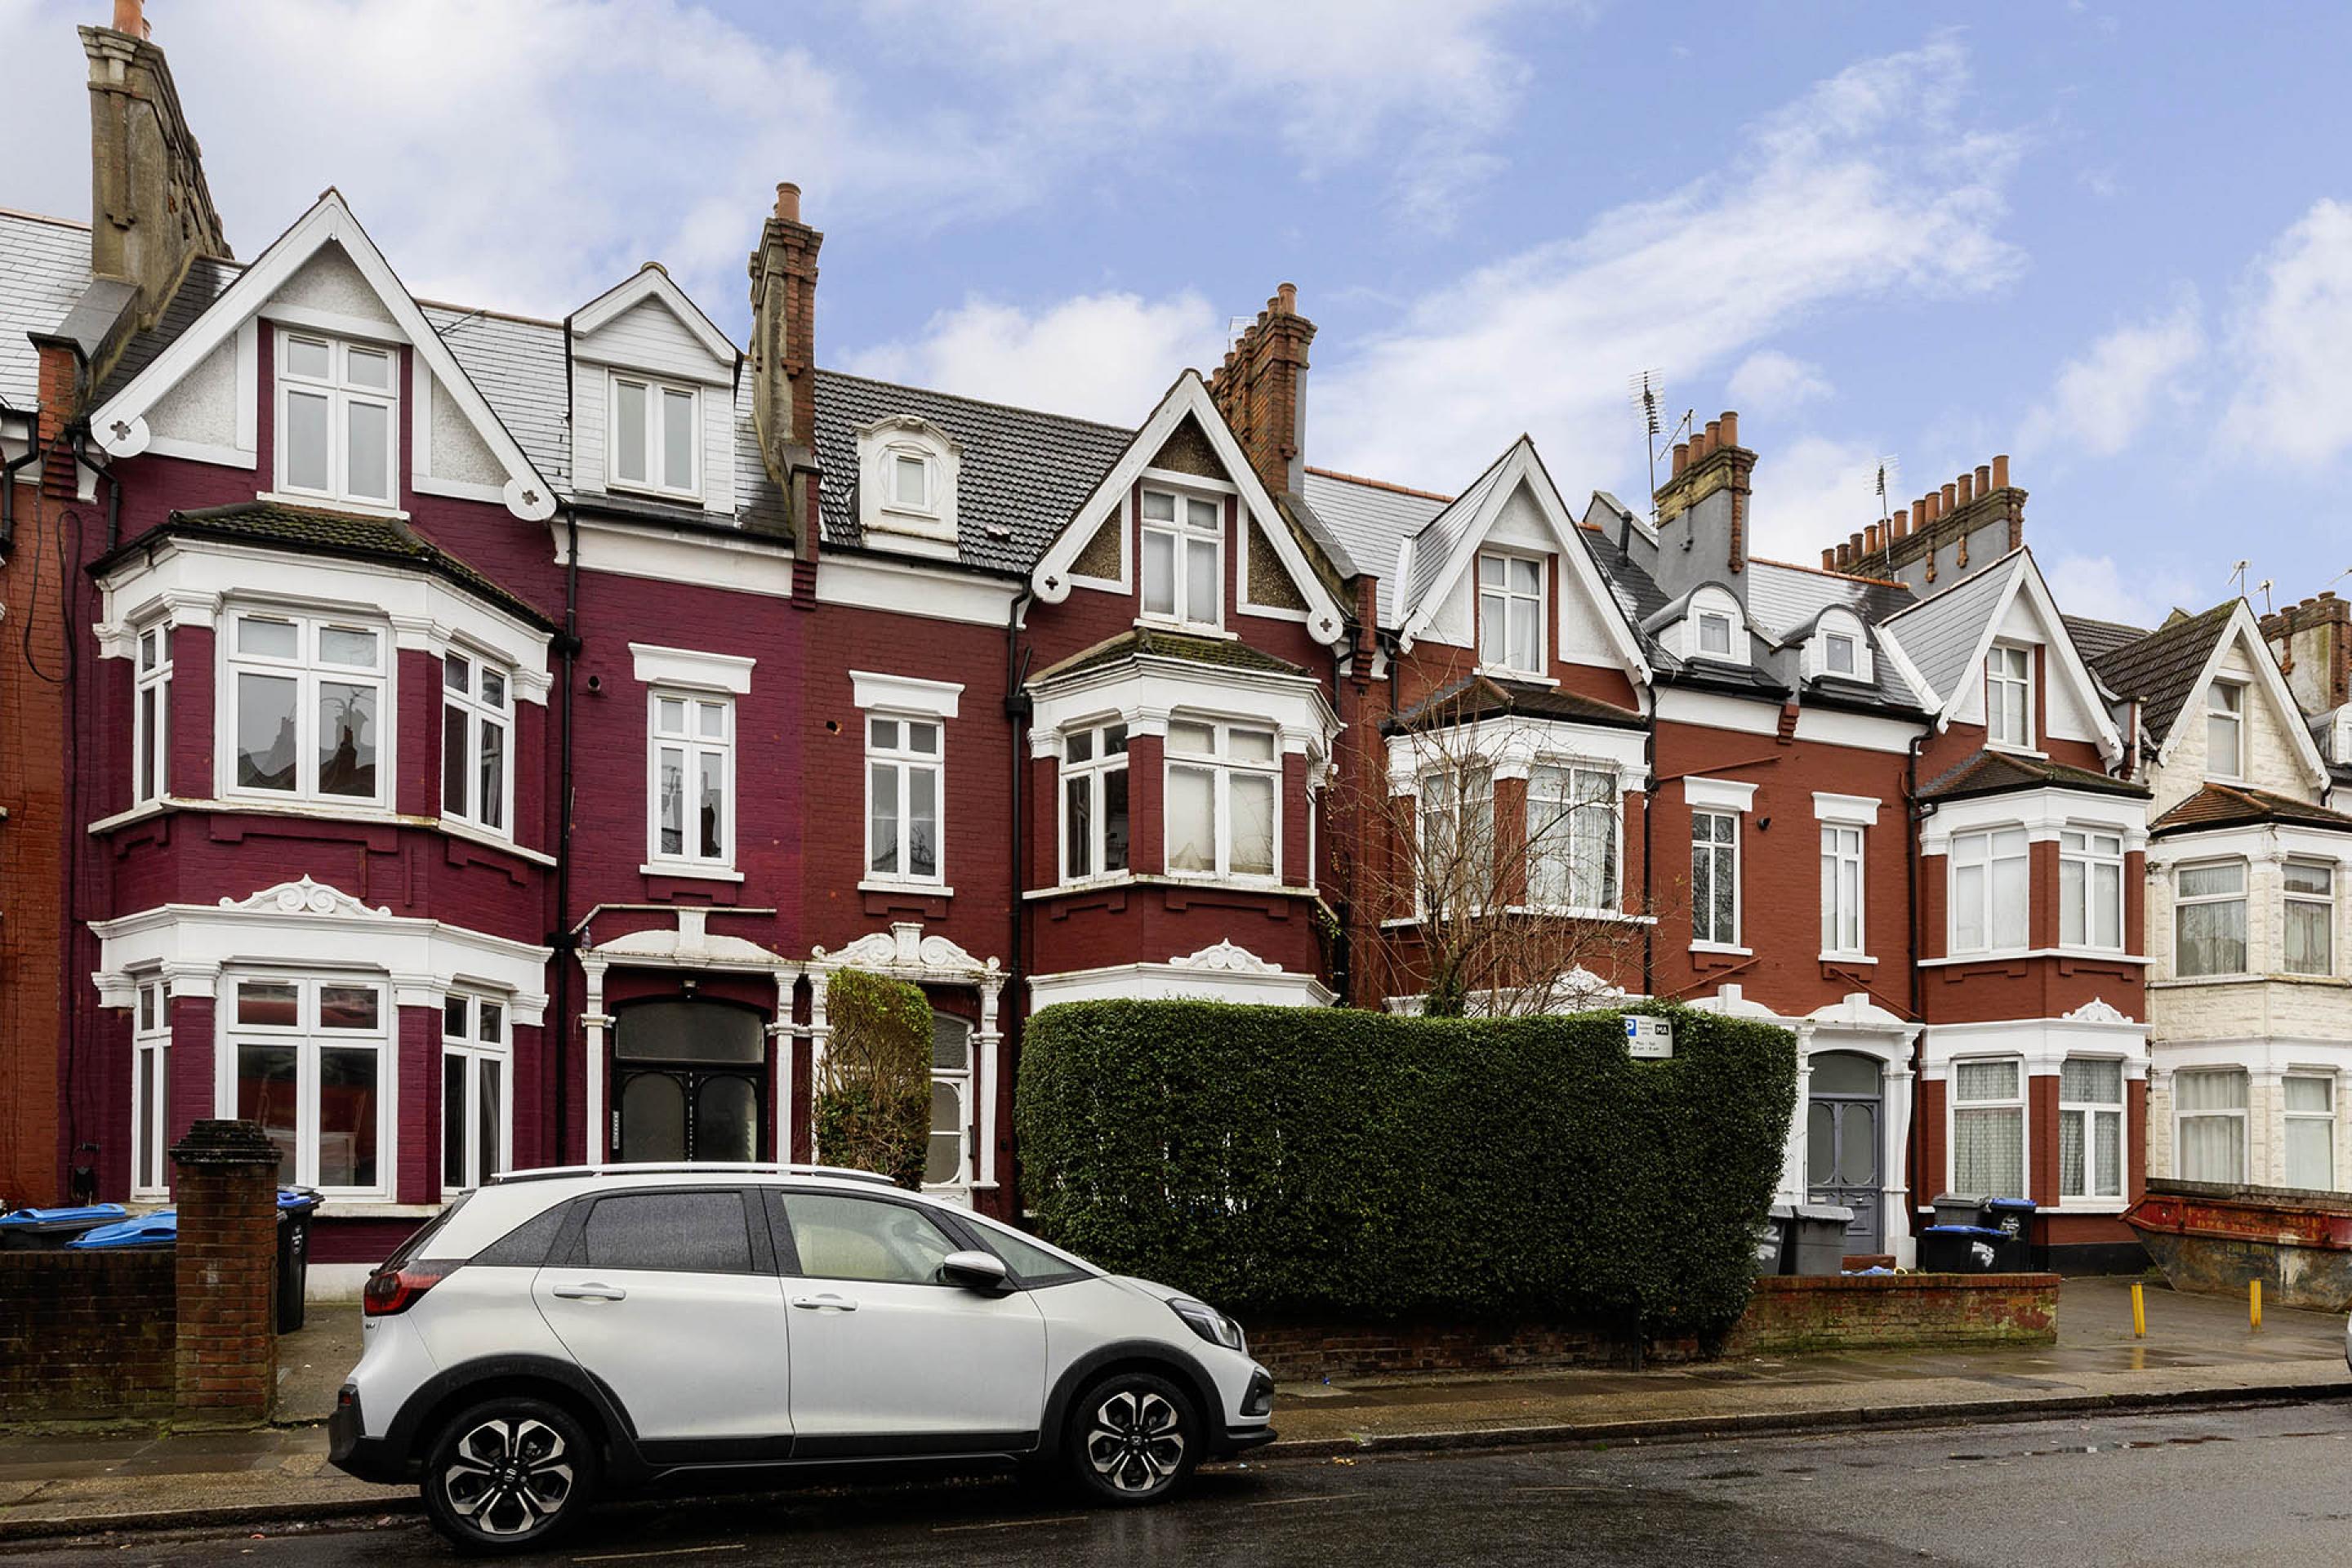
[2176,1069,2247,1183]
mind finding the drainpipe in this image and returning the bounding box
[1903,724,1929,1238]
[1001,584,1033,1205]
[1640,703,1656,1000]
[550,506,582,1160]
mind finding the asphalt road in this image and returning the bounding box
[11,1401,2352,1566]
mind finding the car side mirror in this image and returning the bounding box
[940,1250,1012,1293]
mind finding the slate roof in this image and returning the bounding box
[1031,626,1311,684]
[2064,613,2149,666]
[1387,671,1645,733]
[1918,748,2146,802]
[1298,467,1447,626]
[1877,550,2025,703]
[94,500,557,630]
[0,210,95,415]
[1401,443,1517,614]
[2151,781,2352,837]
[2088,600,2239,747]
[421,303,572,492]
[92,256,241,403]
[812,369,1134,577]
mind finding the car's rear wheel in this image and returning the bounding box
[1065,1371,1198,1506]
[421,1396,596,1553]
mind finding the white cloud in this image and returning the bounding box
[1727,350,1834,412]
[2222,198,2352,462]
[1740,434,1887,565]
[842,292,1226,423]
[2042,553,2198,630]
[2023,289,2203,460]
[1311,35,2024,492]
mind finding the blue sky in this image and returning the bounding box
[6,0,2350,625]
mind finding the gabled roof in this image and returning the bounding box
[568,264,737,365]
[2087,601,2235,746]
[1919,748,2146,803]
[1401,442,1519,612]
[1031,626,1312,684]
[1385,671,1645,733]
[87,191,556,522]
[2152,781,2352,837]
[2064,613,2149,665]
[1298,467,1447,625]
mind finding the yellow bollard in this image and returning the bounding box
[2252,1278,2263,1330]
[2131,1281,2146,1338]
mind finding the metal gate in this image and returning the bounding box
[1807,1050,1882,1253]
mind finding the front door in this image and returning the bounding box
[1807,1051,1882,1253]
[612,999,767,1163]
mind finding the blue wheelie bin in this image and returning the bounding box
[0,1204,127,1250]
[66,1209,177,1250]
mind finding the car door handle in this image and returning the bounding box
[552,1283,627,1302]
[790,1294,858,1312]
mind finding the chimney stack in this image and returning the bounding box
[81,2,229,329]
[1208,283,1316,497]
[1650,409,1755,589]
[748,178,825,550]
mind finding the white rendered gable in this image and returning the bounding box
[568,267,741,519]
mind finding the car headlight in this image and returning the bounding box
[1169,1297,1245,1353]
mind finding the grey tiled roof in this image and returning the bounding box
[93,255,240,402]
[0,210,94,414]
[2089,600,2238,750]
[1034,626,1311,684]
[1744,558,1921,710]
[1921,748,2145,802]
[812,369,1134,576]
[1878,550,2025,702]
[2065,613,2149,666]
[1298,468,1447,626]
[1402,444,1517,614]
[1579,524,1671,629]
[422,304,571,492]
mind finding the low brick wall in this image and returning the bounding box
[1723,1273,2060,1355]
[0,1251,176,1423]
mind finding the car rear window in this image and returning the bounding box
[470,1201,570,1267]
[580,1191,755,1274]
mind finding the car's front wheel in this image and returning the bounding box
[1066,1371,1198,1505]
[421,1396,596,1553]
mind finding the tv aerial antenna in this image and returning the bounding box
[1627,370,1690,522]
[1873,455,1901,523]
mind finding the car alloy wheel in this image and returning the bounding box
[1072,1374,1194,1503]
[424,1396,594,1552]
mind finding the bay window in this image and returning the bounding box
[1140,488,1222,627]
[134,623,171,804]
[131,978,170,1199]
[226,610,386,806]
[2059,1058,2124,1201]
[1060,721,1129,882]
[1987,644,2032,748]
[1166,718,1277,881]
[2174,1068,2247,1183]
[2206,682,2244,778]
[610,373,698,498]
[276,330,396,508]
[228,974,385,1195]
[1952,1058,2026,1199]
[442,651,511,834]
[2060,828,2124,950]
[866,714,942,884]
[2284,1075,2336,1190]
[1691,809,1740,946]
[1820,823,1866,956]
[441,993,509,1193]
[2285,861,2334,976]
[649,692,733,871]
[2174,861,2247,977]
[1951,827,2029,953]
[1526,763,1616,911]
[1477,553,1544,675]
[1419,767,1492,916]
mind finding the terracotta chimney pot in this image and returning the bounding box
[1672,441,1690,477]
[112,0,148,38]
[1941,481,1958,513]
[1276,283,1298,314]
[1892,507,1909,539]
[1975,463,1992,494]
[1719,411,1740,448]
[773,182,800,222]
[1837,542,1853,568]
[1704,418,1722,452]
[1822,548,1838,571]
[1865,523,1882,552]
[1957,472,1975,506]
[1991,454,2011,490]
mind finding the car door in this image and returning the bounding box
[773,1188,1047,1452]
[532,1186,792,1452]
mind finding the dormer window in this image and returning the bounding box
[276,329,396,509]
[1477,553,1544,675]
[1810,612,1873,685]
[1987,644,2033,749]
[2207,682,2244,778]
[1141,488,1223,628]
[609,373,698,499]
[855,415,960,551]
[1697,612,1733,657]
[1825,631,1857,675]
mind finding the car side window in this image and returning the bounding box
[471,1201,571,1267]
[782,1192,960,1285]
[966,1221,1087,1286]
[579,1190,755,1275]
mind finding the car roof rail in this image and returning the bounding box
[488,1162,900,1189]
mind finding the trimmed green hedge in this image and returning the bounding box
[1017,1000,1795,1342]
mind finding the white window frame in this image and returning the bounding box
[1138,486,1224,630]
[883,444,936,517]
[926,1012,973,1191]
[1058,720,1130,884]
[2058,1058,2126,1205]
[133,621,172,805]
[221,608,391,808]
[274,328,398,509]
[1525,761,1619,913]
[607,370,701,501]
[866,713,946,887]
[1477,550,1546,675]
[2174,1068,2249,1183]
[1820,822,1867,959]
[1949,826,2030,955]
[647,690,735,872]
[1695,610,1734,657]
[2285,859,2336,978]
[216,973,391,1199]
[2059,827,2125,951]
[2284,1073,2336,1190]
[1824,630,1858,677]
[1165,717,1281,884]
[2206,680,2245,780]
[440,992,510,1194]
[2174,858,2249,978]
[1949,1055,2029,1200]
[1986,643,2034,751]
[131,976,172,1200]
[1691,808,1740,948]
[441,648,513,837]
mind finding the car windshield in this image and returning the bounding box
[960,1214,1094,1285]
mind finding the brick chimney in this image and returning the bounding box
[2262,590,2352,716]
[1833,453,2023,598]
[746,181,823,554]
[1649,409,1755,601]
[81,0,229,331]
[1208,283,1315,497]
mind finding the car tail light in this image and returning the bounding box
[363,1260,456,1316]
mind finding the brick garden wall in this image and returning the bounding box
[0,1251,176,1422]
[1724,1273,2060,1355]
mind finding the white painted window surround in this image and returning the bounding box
[275,327,397,510]
[608,371,699,500]
[2207,680,2245,780]
[220,972,390,1199]
[854,416,962,552]
[1987,643,2034,750]
[133,623,172,805]
[223,609,390,808]
[440,992,510,1193]
[1167,717,1279,882]
[853,671,962,890]
[1817,791,1877,959]
[1140,487,1224,630]
[1477,551,1545,675]
[1686,776,1755,951]
[131,978,171,1200]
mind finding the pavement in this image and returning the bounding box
[0,1276,2344,1544]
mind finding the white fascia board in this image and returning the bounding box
[1029,372,1347,644]
[813,551,1022,626]
[850,670,964,719]
[568,265,740,365]
[2147,1037,2352,1075]
[631,643,755,695]
[1871,625,1940,715]
[1931,555,2029,732]
[88,192,556,522]
[1386,715,1648,793]
[2144,821,2352,870]
[1989,552,2123,764]
[1655,686,1781,737]
[556,514,797,599]
[1920,1018,2150,1076]
[1792,705,1927,755]
[1028,657,1337,752]
[1919,784,2151,853]
[2149,602,2331,791]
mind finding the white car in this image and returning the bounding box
[329,1164,1274,1552]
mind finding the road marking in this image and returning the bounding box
[1251,1494,1351,1506]
[933,1515,1085,1533]
[573,1547,746,1564]
[1513,1485,1613,1493]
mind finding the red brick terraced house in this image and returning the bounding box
[0,3,2189,1278]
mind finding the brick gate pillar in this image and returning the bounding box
[170,1119,279,1426]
